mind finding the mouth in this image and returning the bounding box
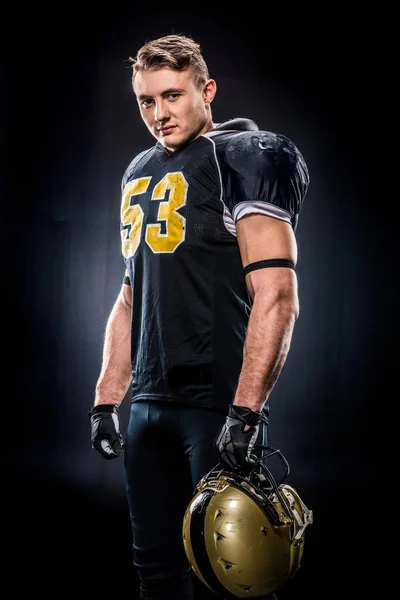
[159,125,176,136]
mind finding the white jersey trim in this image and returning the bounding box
[232,201,291,224]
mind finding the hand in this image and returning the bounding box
[215,404,262,470]
[89,404,124,460]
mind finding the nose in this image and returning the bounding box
[154,99,169,124]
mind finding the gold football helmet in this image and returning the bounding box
[182,446,313,598]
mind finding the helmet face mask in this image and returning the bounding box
[182,446,313,599]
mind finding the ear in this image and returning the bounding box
[203,79,217,104]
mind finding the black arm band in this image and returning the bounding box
[123,275,131,286]
[243,258,295,276]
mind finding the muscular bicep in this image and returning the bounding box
[236,214,298,298]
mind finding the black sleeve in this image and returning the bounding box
[223,131,310,230]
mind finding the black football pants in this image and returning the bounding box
[123,400,272,600]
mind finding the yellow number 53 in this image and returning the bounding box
[121,172,188,258]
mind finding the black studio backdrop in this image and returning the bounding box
[2,7,385,599]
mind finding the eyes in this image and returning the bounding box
[140,93,181,109]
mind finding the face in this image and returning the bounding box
[133,67,216,151]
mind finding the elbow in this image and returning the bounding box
[291,296,300,322]
[287,287,300,321]
[281,292,299,324]
[254,284,299,323]
[119,285,133,313]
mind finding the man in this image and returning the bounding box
[89,33,310,600]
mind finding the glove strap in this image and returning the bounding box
[88,403,119,419]
[228,404,262,427]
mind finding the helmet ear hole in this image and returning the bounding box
[182,451,313,598]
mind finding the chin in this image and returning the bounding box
[163,136,187,152]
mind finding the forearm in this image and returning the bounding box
[95,296,132,406]
[233,286,299,413]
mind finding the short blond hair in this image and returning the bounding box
[129,34,210,89]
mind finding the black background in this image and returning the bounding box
[2,5,387,599]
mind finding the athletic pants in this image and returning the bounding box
[124,400,275,600]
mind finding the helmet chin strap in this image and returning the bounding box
[280,487,314,540]
[294,509,313,540]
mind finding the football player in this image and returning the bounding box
[89,33,310,600]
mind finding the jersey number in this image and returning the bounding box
[121,172,188,258]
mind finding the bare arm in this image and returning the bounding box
[94,272,133,407]
[234,214,299,414]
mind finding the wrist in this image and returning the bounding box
[88,403,119,419]
[232,400,263,413]
[228,404,262,426]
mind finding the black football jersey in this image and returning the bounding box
[120,118,310,410]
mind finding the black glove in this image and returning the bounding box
[215,404,262,470]
[89,404,124,460]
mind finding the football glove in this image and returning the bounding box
[89,403,124,460]
[215,404,262,469]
